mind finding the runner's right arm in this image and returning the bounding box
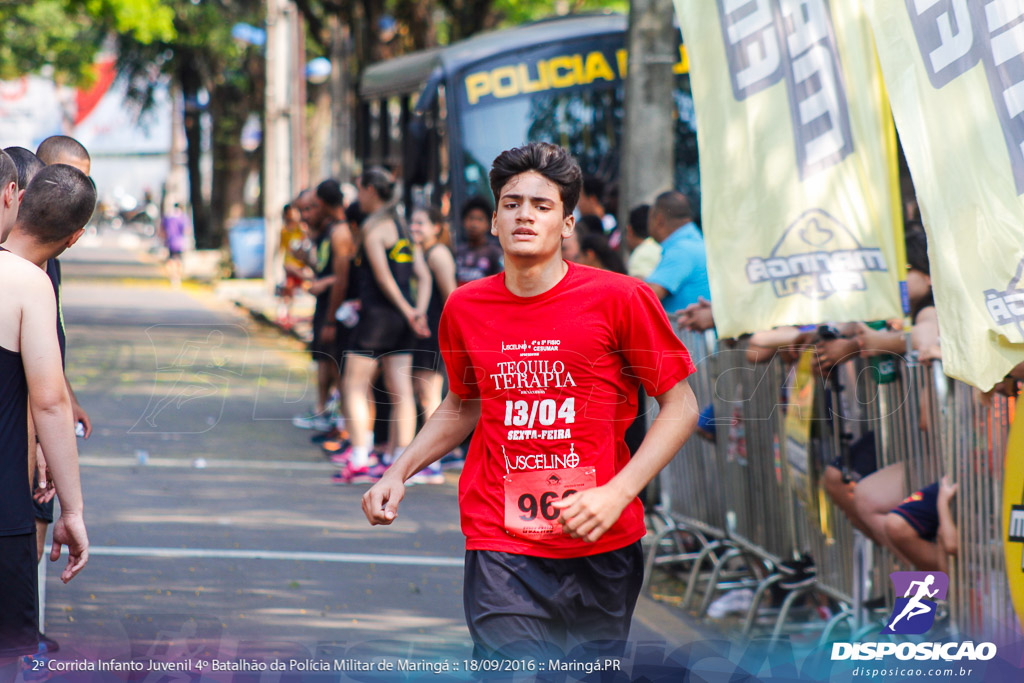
[362,392,480,525]
[20,270,89,582]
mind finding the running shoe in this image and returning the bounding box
[407,462,445,486]
[37,633,59,654]
[778,553,816,590]
[707,588,754,619]
[329,445,355,465]
[331,462,387,485]
[311,427,345,444]
[292,410,333,432]
[439,451,466,471]
[322,438,351,456]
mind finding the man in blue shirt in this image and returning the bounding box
[645,191,710,313]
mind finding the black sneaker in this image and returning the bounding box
[778,554,816,590]
[37,632,59,653]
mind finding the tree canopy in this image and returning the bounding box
[0,0,175,84]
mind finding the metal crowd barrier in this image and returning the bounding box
[644,336,1024,645]
[644,330,736,592]
[947,385,1019,644]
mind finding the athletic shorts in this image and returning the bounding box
[0,533,39,657]
[309,304,341,364]
[463,542,643,661]
[829,432,878,482]
[412,335,442,373]
[348,305,414,359]
[891,482,940,542]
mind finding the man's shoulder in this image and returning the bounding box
[574,263,644,297]
[0,252,50,296]
[447,274,503,308]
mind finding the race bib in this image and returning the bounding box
[503,467,597,539]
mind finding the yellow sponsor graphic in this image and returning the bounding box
[464,46,689,106]
[388,238,413,264]
[1004,408,1024,632]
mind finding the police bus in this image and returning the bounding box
[357,13,697,231]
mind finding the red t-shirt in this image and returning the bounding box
[439,262,695,558]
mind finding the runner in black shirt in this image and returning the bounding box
[0,164,92,669]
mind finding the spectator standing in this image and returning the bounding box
[645,191,711,313]
[455,196,502,285]
[159,203,188,288]
[624,205,661,279]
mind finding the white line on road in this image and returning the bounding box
[80,456,333,471]
[48,545,464,567]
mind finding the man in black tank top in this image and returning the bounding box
[0,164,92,668]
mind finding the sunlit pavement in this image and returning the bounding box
[39,248,702,667]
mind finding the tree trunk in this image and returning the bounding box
[179,59,210,248]
[209,84,251,249]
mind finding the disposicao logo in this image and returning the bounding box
[882,571,947,635]
[831,571,997,662]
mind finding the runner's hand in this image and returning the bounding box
[551,484,632,544]
[51,512,89,583]
[362,473,406,525]
[72,401,92,438]
[407,310,430,339]
[33,444,55,504]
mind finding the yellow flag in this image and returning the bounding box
[861,1,1024,391]
[672,0,904,339]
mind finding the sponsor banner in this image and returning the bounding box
[672,0,905,337]
[861,0,1024,390]
[1004,411,1024,633]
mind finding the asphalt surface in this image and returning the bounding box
[35,244,705,679]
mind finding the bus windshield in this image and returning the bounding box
[460,87,621,200]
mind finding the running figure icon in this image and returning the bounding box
[888,574,939,631]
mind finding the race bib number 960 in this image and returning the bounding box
[503,466,597,539]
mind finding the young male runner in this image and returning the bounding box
[0,166,90,677]
[363,143,698,659]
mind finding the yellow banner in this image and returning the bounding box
[861,1,1024,391]
[672,0,904,340]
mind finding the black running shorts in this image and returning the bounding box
[0,532,39,657]
[463,541,643,661]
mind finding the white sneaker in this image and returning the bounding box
[292,410,333,431]
[706,588,755,619]
[407,462,445,486]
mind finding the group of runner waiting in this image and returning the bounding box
[0,137,97,669]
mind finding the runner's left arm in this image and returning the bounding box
[66,378,91,438]
[553,379,698,543]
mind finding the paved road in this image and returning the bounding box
[38,253,702,676]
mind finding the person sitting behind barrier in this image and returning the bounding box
[881,476,958,572]
[842,230,940,555]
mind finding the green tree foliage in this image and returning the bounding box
[116,1,265,248]
[0,0,174,83]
